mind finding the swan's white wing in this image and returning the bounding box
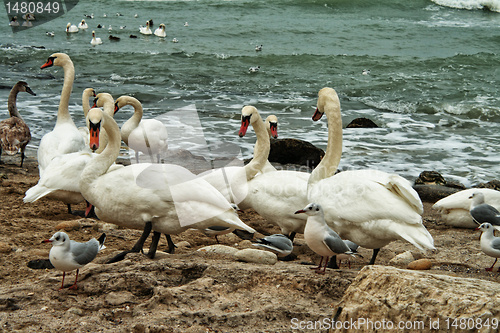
[309,170,423,226]
[433,188,500,211]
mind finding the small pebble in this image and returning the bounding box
[55,220,81,231]
[407,258,432,270]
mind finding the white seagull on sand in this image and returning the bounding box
[477,223,500,272]
[43,231,106,290]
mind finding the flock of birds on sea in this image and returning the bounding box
[2,53,500,290]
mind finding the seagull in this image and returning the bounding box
[362,69,370,75]
[46,31,55,37]
[43,231,106,290]
[120,26,126,30]
[295,203,357,274]
[476,223,500,272]
[249,66,260,73]
[172,38,178,43]
[255,45,262,51]
[184,22,189,27]
[108,25,112,31]
[252,234,293,258]
[336,240,362,268]
[84,13,94,19]
[470,192,500,231]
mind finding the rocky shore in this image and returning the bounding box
[0,154,499,333]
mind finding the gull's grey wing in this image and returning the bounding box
[343,240,359,253]
[490,237,500,251]
[324,229,351,255]
[257,234,293,252]
[471,204,500,225]
[70,239,99,266]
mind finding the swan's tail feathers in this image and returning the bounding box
[23,185,52,203]
[386,174,424,215]
[393,223,435,251]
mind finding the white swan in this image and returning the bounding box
[90,31,102,45]
[38,53,86,175]
[0,81,36,167]
[114,96,168,163]
[433,188,500,229]
[256,115,278,174]
[139,21,152,35]
[198,106,271,208]
[154,23,166,37]
[66,23,78,33]
[306,87,434,265]
[93,93,116,154]
[77,88,96,146]
[78,20,88,29]
[80,108,255,260]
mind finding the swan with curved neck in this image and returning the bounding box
[78,88,96,145]
[0,81,36,167]
[80,108,255,260]
[114,95,168,163]
[307,87,434,265]
[93,93,116,154]
[256,115,278,174]
[198,106,270,207]
[38,53,86,175]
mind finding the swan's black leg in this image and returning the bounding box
[147,231,161,259]
[327,255,340,269]
[165,234,176,254]
[107,222,153,263]
[368,248,380,265]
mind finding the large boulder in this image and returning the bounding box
[330,265,500,332]
[268,138,324,169]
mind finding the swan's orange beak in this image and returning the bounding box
[312,108,324,121]
[89,121,101,152]
[92,97,98,108]
[85,201,94,218]
[41,57,55,69]
[114,102,120,114]
[269,122,278,139]
[239,115,251,137]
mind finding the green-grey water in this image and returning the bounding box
[1,0,500,186]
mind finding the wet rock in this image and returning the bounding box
[407,258,432,270]
[333,265,500,333]
[197,244,239,256]
[55,220,81,231]
[475,179,500,191]
[27,259,54,269]
[268,138,324,169]
[415,171,446,185]
[388,250,414,267]
[413,185,461,203]
[0,242,12,253]
[234,248,278,265]
[345,117,379,128]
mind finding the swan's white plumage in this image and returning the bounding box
[433,188,500,228]
[38,53,86,176]
[78,88,96,146]
[115,96,168,163]
[91,31,102,45]
[78,20,88,29]
[79,108,255,237]
[307,87,434,254]
[66,23,78,33]
[139,22,152,35]
[154,24,166,37]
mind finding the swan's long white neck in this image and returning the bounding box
[55,59,76,127]
[7,83,22,119]
[245,111,270,180]
[82,88,94,118]
[119,97,143,145]
[307,90,343,192]
[79,111,121,199]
